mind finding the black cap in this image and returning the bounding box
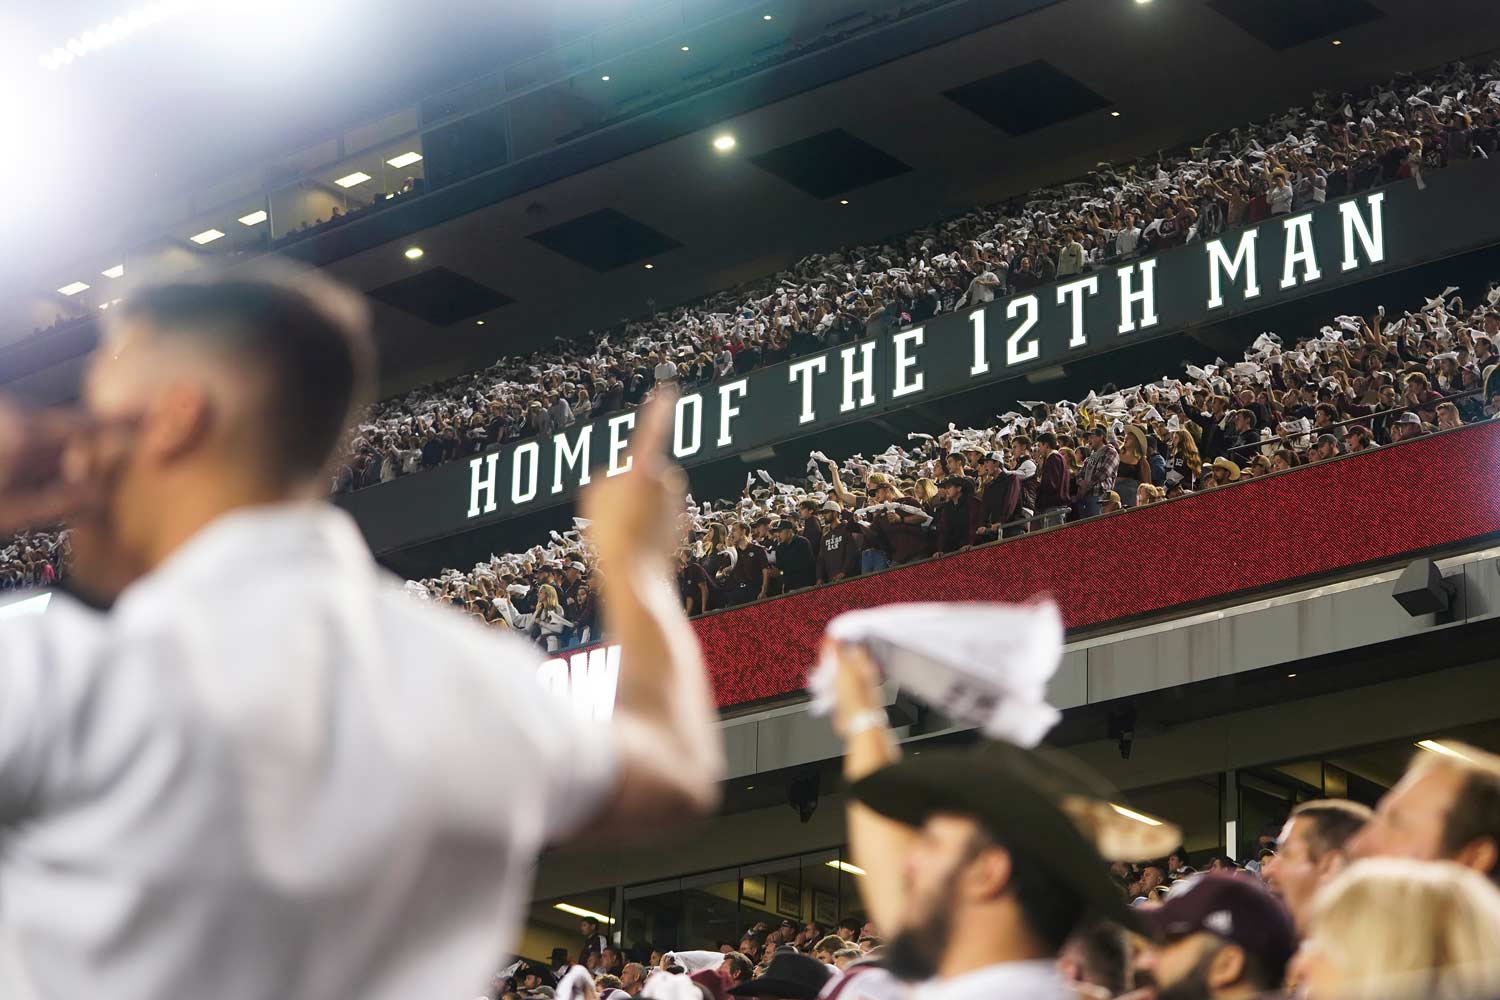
[728,952,831,999]
[1139,875,1296,981]
[848,742,1136,931]
[773,519,798,532]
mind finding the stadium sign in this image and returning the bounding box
[537,643,620,720]
[337,162,1500,554]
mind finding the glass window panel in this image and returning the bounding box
[524,889,616,966]
[623,879,681,964]
[680,869,741,953]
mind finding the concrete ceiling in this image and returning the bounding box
[5,0,1499,404]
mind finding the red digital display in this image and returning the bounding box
[599,423,1500,709]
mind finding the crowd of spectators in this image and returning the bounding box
[406,281,1500,651]
[491,742,1500,1000]
[0,529,67,593]
[333,56,1500,493]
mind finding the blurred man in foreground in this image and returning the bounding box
[823,642,1132,1000]
[1265,799,1371,929]
[0,267,723,1000]
[1350,742,1500,884]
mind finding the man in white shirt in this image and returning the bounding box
[0,265,723,1000]
[821,643,1132,1000]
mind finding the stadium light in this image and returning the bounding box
[553,903,614,924]
[763,13,774,20]
[1416,739,1475,762]
[190,228,225,245]
[826,860,866,876]
[600,74,611,81]
[643,263,655,269]
[1110,803,1164,826]
[335,171,372,188]
[387,151,423,169]
[680,45,691,52]
[839,199,849,205]
[713,134,737,152]
[57,281,90,296]
[102,264,125,278]
[238,209,268,226]
[404,246,424,260]
[1110,111,1122,118]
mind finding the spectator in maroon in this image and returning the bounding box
[769,520,816,593]
[814,502,861,584]
[1033,432,1072,527]
[724,521,773,607]
[974,452,1020,540]
[931,476,983,555]
[796,499,823,554]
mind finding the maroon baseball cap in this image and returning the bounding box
[1138,874,1296,977]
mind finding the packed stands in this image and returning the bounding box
[405,282,1500,650]
[333,57,1500,492]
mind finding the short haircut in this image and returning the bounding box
[833,947,863,962]
[1414,744,1500,883]
[813,935,846,954]
[1036,431,1058,449]
[721,953,754,982]
[1288,800,1373,859]
[113,265,375,484]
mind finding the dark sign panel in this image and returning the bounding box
[340,163,1500,554]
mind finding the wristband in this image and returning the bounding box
[844,708,889,738]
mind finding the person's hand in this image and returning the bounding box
[579,391,685,568]
[0,399,100,535]
[822,638,887,740]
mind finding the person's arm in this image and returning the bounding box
[826,640,908,933]
[575,395,724,832]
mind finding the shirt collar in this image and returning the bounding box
[116,502,375,610]
[912,960,1070,1000]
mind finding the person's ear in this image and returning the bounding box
[963,842,1014,903]
[1206,943,1247,991]
[138,380,213,465]
[1454,836,1500,878]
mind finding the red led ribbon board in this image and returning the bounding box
[653,423,1500,708]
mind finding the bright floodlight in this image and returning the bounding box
[39,1,199,70]
[387,151,423,169]
[101,264,125,278]
[238,210,268,226]
[190,228,225,245]
[335,171,372,188]
[713,134,736,151]
[58,281,90,296]
[404,247,424,260]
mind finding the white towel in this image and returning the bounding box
[808,599,1064,747]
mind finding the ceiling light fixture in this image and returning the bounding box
[38,2,191,71]
[238,210,268,226]
[189,228,225,245]
[475,320,485,326]
[101,264,125,279]
[1331,39,1343,46]
[763,13,774,20]
[58,281,91,296]
[554,903,615,924]
[1110,803,1164,827]
[839,199,850,205]
[335,171,372,188]
[1110,111,1122,118]
[825,860,866,876]
[404,247,424,260]
[387,151,423,169]
[713,134,737,152]
[1416,739,1474,761]
[643,263,655,269]
[680,45,691,51]
[601,74,611,81]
